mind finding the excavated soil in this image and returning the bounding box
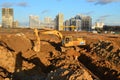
[0,28,120,80]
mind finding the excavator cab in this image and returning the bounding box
[62,36,86,47]
[62,36,73,47]
[65,36,72,43]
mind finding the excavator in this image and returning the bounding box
[33,28,86,52]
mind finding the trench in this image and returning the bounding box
[78,53,120,80]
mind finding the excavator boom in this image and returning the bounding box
[40,30,63,40]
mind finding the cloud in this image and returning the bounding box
[0,2,29,8]
[56,0,62,2]
[87,0,120,5]
[87,0,96,2]
[0,2,14,7]
[84,11,94,15]
[100,15,111,18]
[96,15,111,22]
[17,2,28,7]
[96,0,119,5]
[41,10,49,14]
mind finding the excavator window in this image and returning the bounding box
[65,37,70,43]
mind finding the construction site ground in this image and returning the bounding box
[0,28,120,80]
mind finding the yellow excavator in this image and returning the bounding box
[34,28,86,52]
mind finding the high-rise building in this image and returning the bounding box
[64,20,70,26]
[39,17,55,29]
[2,8,14,28]
[81,16,92,31]
[65,14,92,31]
[70,18,76,26]
[75,19,81,30]
[12,21,19,28]
[44,17,52,23]
[29,15,40,29]
[55,13,64,30]
[75,14,92,31]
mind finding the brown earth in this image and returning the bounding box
[0,28,120,80]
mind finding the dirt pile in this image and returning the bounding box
[0,33,32,53]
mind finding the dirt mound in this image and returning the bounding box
[0,33,32,53]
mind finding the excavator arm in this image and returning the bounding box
[33,28,63,52]
[40,30,63,40]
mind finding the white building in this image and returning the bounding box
[40,20,55,29]
[2,8,14,28]
[44,17,52,23]
[93,22,104,29]
[29,15,40,29]
[55,13,64,30]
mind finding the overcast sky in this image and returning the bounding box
[0,0,120,26]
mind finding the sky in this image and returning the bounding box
[0,0,120,26]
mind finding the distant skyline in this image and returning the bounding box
[0,0,120,26]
